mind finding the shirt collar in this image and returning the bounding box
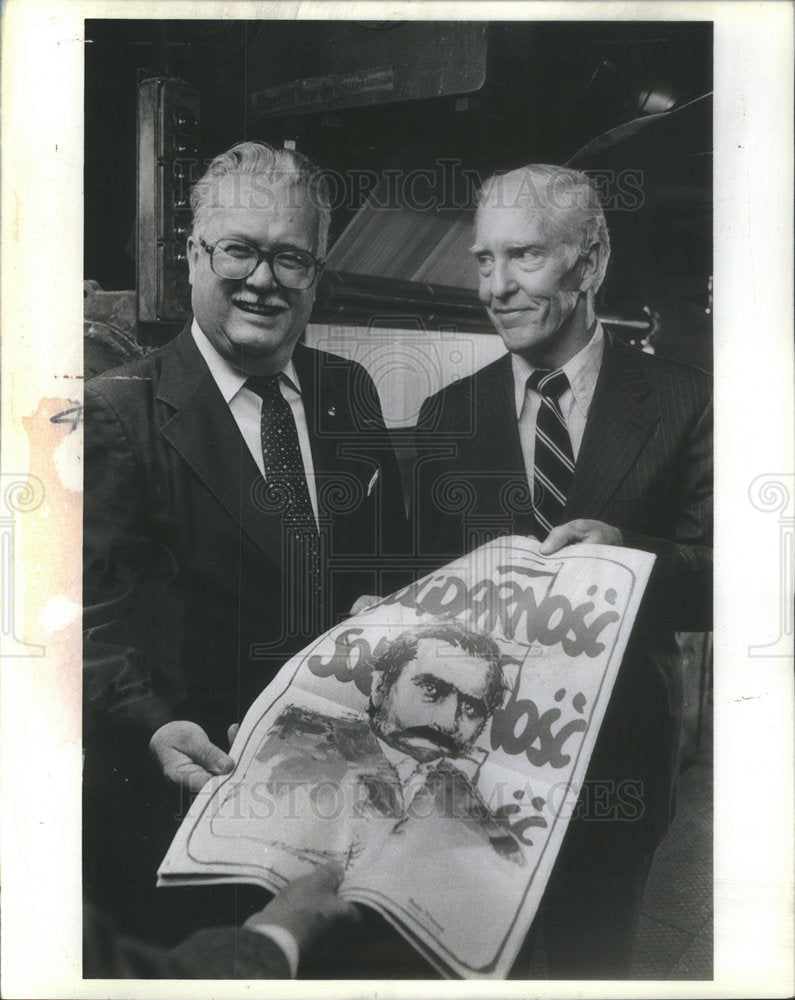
[376,737,482,784]
[512,322,605,419]
[191,319,302,402]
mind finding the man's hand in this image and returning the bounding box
[244,863,360,956]
[149,720,234,794]
[540,519,623,555]
[349,594,380,616]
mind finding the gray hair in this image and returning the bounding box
[190,141,332,257]
[478,164,611,290]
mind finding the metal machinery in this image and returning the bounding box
[136,77,200,324]
[114,20,711,360]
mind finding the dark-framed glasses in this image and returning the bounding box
[199,238,324,289]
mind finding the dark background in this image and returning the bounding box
[85,19,712,369]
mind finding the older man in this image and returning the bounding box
[83,141,407,938]
[415,164,712,977]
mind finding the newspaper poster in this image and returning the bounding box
[159,536,655,979]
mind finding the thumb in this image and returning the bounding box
[539,523,575,555]
[304,862,346,892]
[350,594,379,616]
[227,722,240,748]
[188,731,234,775]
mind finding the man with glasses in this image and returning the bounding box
[83,141,407,941]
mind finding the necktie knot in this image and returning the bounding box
[528,368,569,401]
[246,373,282,402]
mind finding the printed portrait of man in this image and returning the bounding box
[210,622,525,867]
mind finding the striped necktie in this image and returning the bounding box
[528,368,575,538]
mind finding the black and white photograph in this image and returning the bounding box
[0,3,792,997]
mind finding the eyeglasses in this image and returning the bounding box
[199,238,324,289]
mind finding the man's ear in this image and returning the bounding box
[186,235,200,286]
[578,242,602,293]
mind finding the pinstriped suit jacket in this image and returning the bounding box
[414,334,712,845]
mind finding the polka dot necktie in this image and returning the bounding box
[527,368,575,538]
[247,374,323,627]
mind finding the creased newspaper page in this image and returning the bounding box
[159,535,654,978]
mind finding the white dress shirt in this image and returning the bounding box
[191,320,319,524]
[512,323,605,493]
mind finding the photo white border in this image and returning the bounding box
[1,2,793,998]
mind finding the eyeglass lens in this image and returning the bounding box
[211,241,316,288]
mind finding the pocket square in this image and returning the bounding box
[367,470,380,496]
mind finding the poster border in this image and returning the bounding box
[1,2,793,998]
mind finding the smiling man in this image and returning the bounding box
[472,170,602,369]
[186,165,322,374]
[82,141,407,939]
[415,164,713,977]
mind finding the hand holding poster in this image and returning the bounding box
[159,535,655,978]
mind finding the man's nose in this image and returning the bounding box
[244,257,278,291]
[484,258,517,301]
[431,696,459,733]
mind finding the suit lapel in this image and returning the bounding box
[475,354,527,476]
[291,342,351,516]
[468,355,534,529]
[156,329,284,573]
[475,354,524,472]
[293,342,392,560]
[292,343,339,471]
[566,336,658,520]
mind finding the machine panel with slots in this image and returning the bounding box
[137,76,200,324]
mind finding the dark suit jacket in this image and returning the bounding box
[414,335,712,845]
[83,328,408,750]
[83,901,291,979]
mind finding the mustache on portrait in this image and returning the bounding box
[398,726,461,756]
